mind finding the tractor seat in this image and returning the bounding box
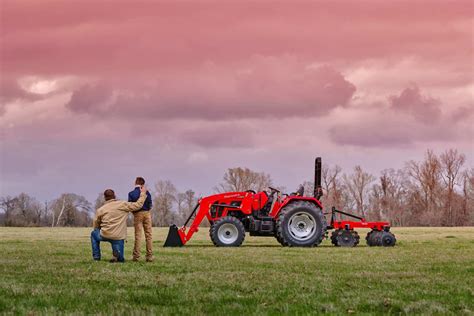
[296,185,304,196]
[260,191,276,215]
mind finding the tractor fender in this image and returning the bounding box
[276,196,323,215]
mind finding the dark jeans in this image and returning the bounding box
[90,229,125,262]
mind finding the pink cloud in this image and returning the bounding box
[389,85,442,123]
[2,1,472,77]
[179,125,255,148]
[66,83,112,114]
[329,117,454,147]
[329,85,472,147]
[1,0,473,202]
[450,105,474,122]
[0,77,44,104]
[65,60,356,120]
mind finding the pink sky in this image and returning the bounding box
[1,0,473,202]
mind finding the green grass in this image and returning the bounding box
[0,227,473,315]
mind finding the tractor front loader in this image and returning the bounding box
[164,157,396,248]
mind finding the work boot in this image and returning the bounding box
[110,250,121,263]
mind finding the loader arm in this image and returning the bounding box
[164,192,248,247]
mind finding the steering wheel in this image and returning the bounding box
[245,190,256,194]
[268,186,281,193]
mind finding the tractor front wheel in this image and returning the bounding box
[209,216,245,247]
[275,201,326,247]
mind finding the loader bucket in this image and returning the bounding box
[163,224,184,247]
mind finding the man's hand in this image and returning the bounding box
[140,185,147,194]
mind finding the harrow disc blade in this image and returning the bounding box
[338,230,357,247]
[332,229,359,247]
[381,231,396,247]
[366,230,383,246]
[163,224,184,247]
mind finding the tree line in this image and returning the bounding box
[308,149,473,226]
[1,148,472,227]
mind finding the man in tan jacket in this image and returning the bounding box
[91,186,147,262]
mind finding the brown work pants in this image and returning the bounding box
[133,211,153,260]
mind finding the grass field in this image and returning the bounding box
[0,227,473,315]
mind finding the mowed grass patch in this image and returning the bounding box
[0,227,473,315]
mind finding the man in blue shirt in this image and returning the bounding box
[129,177,153,262]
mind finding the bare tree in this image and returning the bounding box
[175,189,199,226]
[0,196,17,226]
[94,193,106,210]
[406,150,442,225]
[322,164,347,210]
[216,167,273,192]
[0,193,43,226]
[16,193,36,225]
[32,201,48,226]
[459,168,474,225]
[51,194,92,227]
[301,180,314,197]
[300,164,346,211]
[343,166,375,217]
[176,192,187,226]
[153,180,177,226]
[439,149,466,226]
[369,169,409,225]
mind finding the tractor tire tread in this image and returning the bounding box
[275,200,326,247]
[209,216,245,247]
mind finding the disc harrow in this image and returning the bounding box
[331,229,360,247]
[327,207,396,247]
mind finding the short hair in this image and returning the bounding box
[135,177,145,185]
[103,189,116,201]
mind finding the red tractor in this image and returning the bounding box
[164,158,396,248]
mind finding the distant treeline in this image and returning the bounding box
[1,149,473,227]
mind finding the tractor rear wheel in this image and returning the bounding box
[275,201,326,247]
[275,232,284,246]
[209,216,245,247]
[331,229,360,247]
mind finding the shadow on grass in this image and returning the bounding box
[182,244,282,248]
[163,244,339,248]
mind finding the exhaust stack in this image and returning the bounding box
[314,157,323,200]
